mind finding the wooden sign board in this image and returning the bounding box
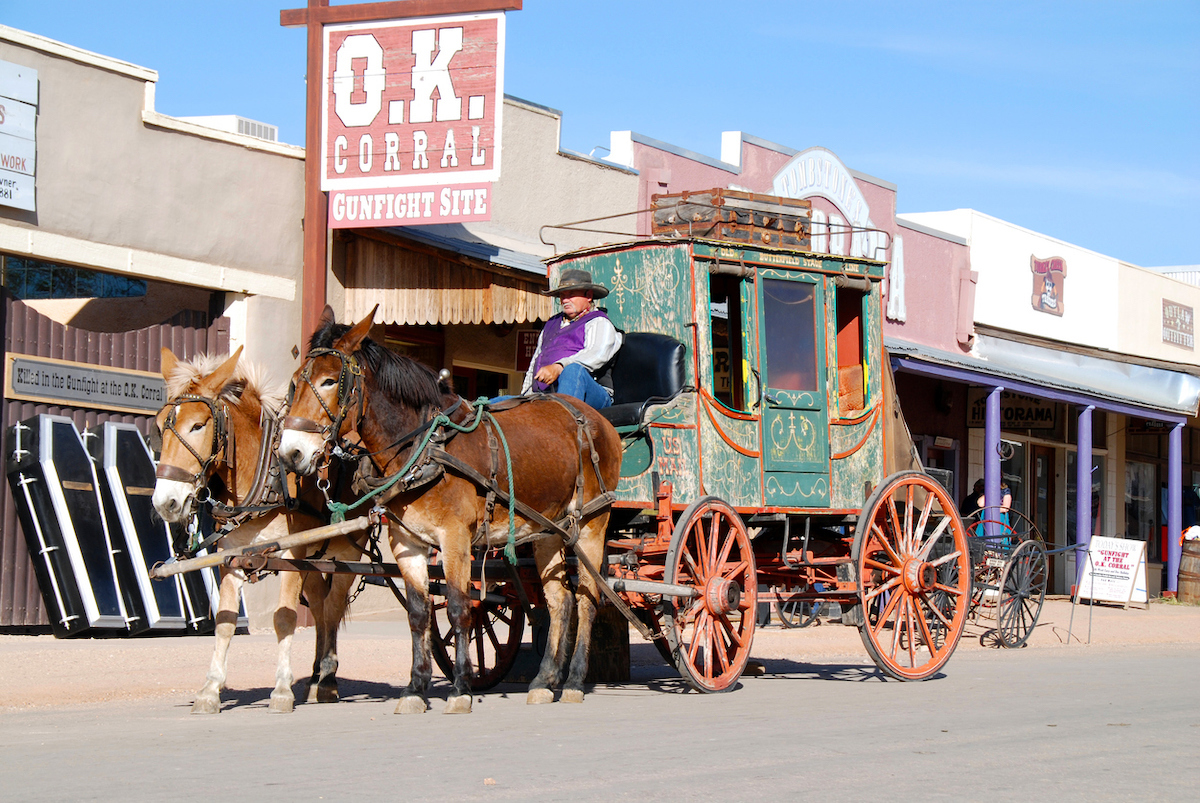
[1077,535,1149,608]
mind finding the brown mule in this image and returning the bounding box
[277,306,621,714]
[152,347,364,714]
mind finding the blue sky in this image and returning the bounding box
[4,1,1197,267]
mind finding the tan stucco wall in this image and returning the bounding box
[0,27,304,380]
[1117,263,1200,368]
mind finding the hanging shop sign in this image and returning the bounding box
[1030,255,1066,316]
[322,12,506,228]
[5,354,167,415]
[1162,299,1194,350]
[967,388,1056,429]
[0,59,37,212]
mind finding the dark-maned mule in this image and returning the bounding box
[277,307,621,714]
[152,347,364,714]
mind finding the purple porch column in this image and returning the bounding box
[985,387,1003,532]
[1167,423,1182,594]
[1075,405,1094,587]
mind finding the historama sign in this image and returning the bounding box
[322,12,505,228]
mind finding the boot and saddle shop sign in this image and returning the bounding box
[5,354,167,415]
[322,12,506,228]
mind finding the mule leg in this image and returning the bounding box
[561,519,608,703]
[267,566,303,713]
[441,537,476,714]
[192,568,243,714]
[393,534,432,714]
[314,569,356,703]
[300,569,333,703]
[527,539,574,705]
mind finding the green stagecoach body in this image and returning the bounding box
[547,237,889,516]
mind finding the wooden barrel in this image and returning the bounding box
[1180,541,1200,604]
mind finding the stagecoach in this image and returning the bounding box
[153,189,974,706]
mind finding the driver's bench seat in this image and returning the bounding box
[599,332,687,427]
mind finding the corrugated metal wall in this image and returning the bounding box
[1,292,229,629]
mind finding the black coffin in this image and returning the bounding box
[87,421,219,633]
[6,415,132,636]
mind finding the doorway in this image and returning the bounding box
[1030,445,1057,585]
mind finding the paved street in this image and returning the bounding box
[2,599,1199,801]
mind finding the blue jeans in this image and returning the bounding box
[547,363,613,409]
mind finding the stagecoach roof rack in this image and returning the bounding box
[540,187,891,258]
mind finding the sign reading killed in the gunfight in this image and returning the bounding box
[5,354,167,415]
[322,12,505,228]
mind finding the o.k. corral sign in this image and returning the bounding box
[5,354,167,415]
[322,12,506,228]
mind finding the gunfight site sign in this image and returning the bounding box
[322,12,505,228]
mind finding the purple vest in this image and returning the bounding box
[532,309,608,391]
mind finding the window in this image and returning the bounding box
[762,278,818,392]
[1125,460,1157,559]
[1,255,147,300]
[1066,451,1105,540]
[709,273,746,410]
[835,286,866,413]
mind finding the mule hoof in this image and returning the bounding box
[526,688,554,705]
[444,695,473,714]
[268,692,295,714]
[191,695,221,715]
[316,684,339,704]
[396,695,428,715]
[560,688,584,704]
[306,683,320,703]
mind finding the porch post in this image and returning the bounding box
[1167,423,1183,595]
[985,387,1003,528]
[1075,405,1094,587]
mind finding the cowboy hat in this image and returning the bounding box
[544,268,609,299]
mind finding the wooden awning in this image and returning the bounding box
[345,231,556,326]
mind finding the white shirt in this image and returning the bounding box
[521,313,623,395]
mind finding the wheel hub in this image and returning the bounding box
[704,577,742,616]
[902,558,937,595]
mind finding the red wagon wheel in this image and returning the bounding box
[662,497,758,693]
[429,578,526,692]
[853,471,972,681]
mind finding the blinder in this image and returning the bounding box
[283,347,363,444]
[154,393,230,486]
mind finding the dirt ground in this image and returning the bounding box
[2,593,1197,711]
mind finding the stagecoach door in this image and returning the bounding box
[756,274,831,507]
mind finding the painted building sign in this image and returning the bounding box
[322,12,505,228]
[0,59,37,212]
[967,388,1056,430]
[771,148,903,321]
[1162,299,1194,350]
[1030,255,1066,316]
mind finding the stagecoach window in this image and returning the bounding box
[836,287,867,412]
[710,274,746,409]
[762,279,818,392]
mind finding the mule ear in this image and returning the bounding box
[199,346,244,396]
[160,347,179,381]
[334,305,379,353]
[319,304,337,329]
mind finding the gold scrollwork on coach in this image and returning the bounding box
[769,411,818,460]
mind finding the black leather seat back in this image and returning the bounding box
[601,332,686,426]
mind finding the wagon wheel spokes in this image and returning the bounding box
[996,539,1048,648]
[429,578,526,692]
[663,497,757,694]
[855,472,972,681]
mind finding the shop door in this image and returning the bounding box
[1030,446,1057,583]
[757,275,830,506]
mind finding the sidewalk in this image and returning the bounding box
[1,596,1196,710]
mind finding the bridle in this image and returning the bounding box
[154,393,231,491]
[282,347,364,448]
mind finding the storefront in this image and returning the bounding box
[1,27,304,628]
